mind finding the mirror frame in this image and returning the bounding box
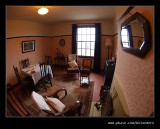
[120,12,151,58]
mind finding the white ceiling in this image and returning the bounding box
[6,6,116,25]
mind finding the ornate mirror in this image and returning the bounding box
[120,12,151,58]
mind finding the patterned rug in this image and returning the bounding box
[15,74,94,117]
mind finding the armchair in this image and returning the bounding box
[66,54,79,79]
[31,88,82,116]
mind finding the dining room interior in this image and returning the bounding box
[6,6,154,117]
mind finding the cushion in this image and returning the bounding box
[46,97,66,113]
[68,54,77,61]
[68,60,78,68]
[31,91,51,111]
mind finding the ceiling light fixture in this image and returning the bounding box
[38,7,49,15]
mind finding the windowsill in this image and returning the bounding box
[78,56,94,59]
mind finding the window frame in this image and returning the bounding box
[76,25,95,58]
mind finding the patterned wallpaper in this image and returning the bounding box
[115,6,154,116]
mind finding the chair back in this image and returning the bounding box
[31,91,51,111]
[45,56,52,66]
[21,58,29,68]
[67,54,77,62]
[39,62,50,78]
[13,65,23,86]
[82,58,92,71]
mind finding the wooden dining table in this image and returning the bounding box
[21,64,53,85]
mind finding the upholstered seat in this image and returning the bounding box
[66,54,79,79]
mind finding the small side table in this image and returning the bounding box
[80,68,90,86]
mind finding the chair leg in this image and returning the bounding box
[88,76,90,85]
[50,78,52,86]
[42,80,47,91]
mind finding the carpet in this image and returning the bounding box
[15,74,94,117]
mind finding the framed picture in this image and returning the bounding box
[22,40,35,53]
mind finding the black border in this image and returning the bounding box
[1,0,160,128]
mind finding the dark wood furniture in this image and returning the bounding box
[104,58,116,88]
[94,85,113,116]
[7,84,33,116]
[94,58,115,116]
[39,62,52,91]
[45,56,54,75]
[13,65,36,95]
[54,53,65,66]
[31,88,82,116]
[45,56,53,66]
[80,58,92,86]
[21,58,29,68]
[100,85,113,116]
[66,54,79,78]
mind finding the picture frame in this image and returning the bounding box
[22,40,35,53]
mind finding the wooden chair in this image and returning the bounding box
[54,53,65,66]
[45,56,53,66]
[45,56,54,75]
[13,65,36,94]
[7,84,33,116]
[39,62,52,91]
[21,58,29,68]
[31,88,82,116]
[80,58,92,86]
[66,54,79,79]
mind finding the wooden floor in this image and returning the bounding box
[52,66,104,102]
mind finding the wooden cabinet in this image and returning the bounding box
[104,59,116,87]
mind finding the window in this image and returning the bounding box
[77,26,95,57]
[121,27,130,48]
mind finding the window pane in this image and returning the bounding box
[86,35,90,41]
[91,50,94,56]
[123,43,129,48]
[86,42,90,49]
[91,42,95,49]
[91,28,95,34]
[91,35,95,41]
[122,36,129,42]
[86,28,90,34]
[78,28,82,34]
[82,42,85,48]
[82,49,85,56]
[82,35,86,41]
[82,28,86,34]
[121,28,128,35]
[77,49,81,55]
[86,49,90,56]
[77,42,81,48]
[77,35,82,41]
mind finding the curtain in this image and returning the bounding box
[72,24,78,54]
[93,23,101,72]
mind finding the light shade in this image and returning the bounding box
[105,38,112,47]
[38,8,49,15]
